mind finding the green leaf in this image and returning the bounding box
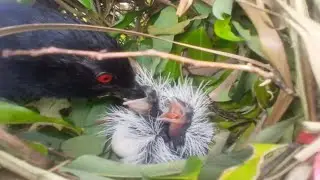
[232,21,266,58]
[113,11,141,29]
[218,144,286,180]
[217,92,255,111]
[17,131,66,149]
[279,124,294,143]
[26,98,71,131]
[27,98,70,119]
[137,38,160,73]
[77,0,96,11]
[199,146,253,179]
[111,11,142,37]
[148,157,203,179]
[65,155,188,178]
[151,6,178,53]
[148,15,207,35]
[162,60,182,80]
[212,0,234,20]
[152,6,178,29]
[181,157,203,176]
[60,168,114,180]
[233,123,255,151]
[253,79,272,109]
[179,27,214,61]
[193,1,211,16]
[242,105,262,119]
[252,114,303,143]
[214,90,232,102]
[214,17,243,42]
[230,72,250,102]
[26,141,48,155]
[68,99,113,134]
[154,35,174,53]
[0,101,81,134]
[61,135,105,158]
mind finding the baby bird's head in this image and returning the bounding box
[99,69,216,164]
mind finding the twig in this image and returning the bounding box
[48,148,74,159]
[0,23,272,70]
[49,160,71,172]
[0,150,67,180]
[264,160,300,180]
[2,47,268,74]
[0,127,52,169]
[1,47,295,95]
[262,144,303,178]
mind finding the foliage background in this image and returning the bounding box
[1,0,319,179]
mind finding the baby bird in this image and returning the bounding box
[99,69,216,164]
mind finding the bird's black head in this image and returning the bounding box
[77,56,138,99]
[0,3,145,101]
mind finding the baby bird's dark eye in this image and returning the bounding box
[96,72,113,84]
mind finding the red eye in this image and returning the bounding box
[96,73,113,84]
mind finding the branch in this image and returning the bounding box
[0,150,67,180]
[0,23,271,70]
[1,47,295,95]
[0,127,53,169]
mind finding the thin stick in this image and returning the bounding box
[0,150,67,180]
[1,47,270,75]
[0,23,271,70]
[1,47,295,95]
[0,127,52,169]
[48,160,71,172]
[264,160,300,180]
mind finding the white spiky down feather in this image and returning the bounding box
[99,68,217,164]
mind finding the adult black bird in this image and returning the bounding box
[0,2,140,102]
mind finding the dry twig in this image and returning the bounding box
[0,150,66,180]
[0,23,272,70]
[0,127,52,169]
[1,47,294,95]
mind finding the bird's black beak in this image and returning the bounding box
[95,82,145,100]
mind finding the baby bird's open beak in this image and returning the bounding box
[158,98,193,137]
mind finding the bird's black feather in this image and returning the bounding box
[0,3,139,102]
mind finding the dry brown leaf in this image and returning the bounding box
[258,0,286,30]
[239,0,294,126]
[176,0,194,16]
[273,0,320,85]
[289,0,317,121]
[264,92,293,126]
[271,0,320,122]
